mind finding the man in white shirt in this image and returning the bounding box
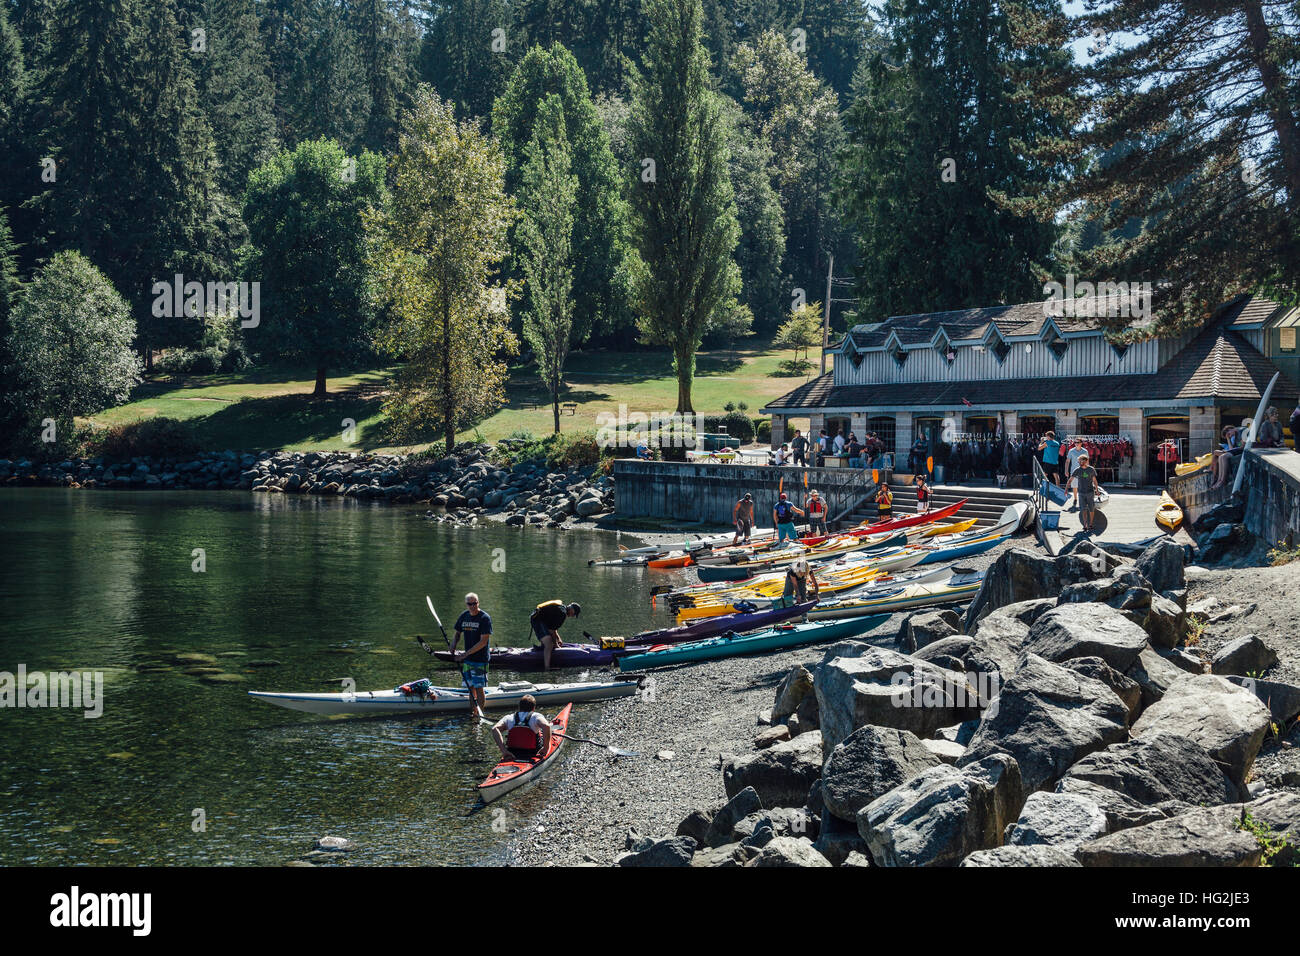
[832,432,845,455]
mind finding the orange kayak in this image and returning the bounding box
[648,552,693,568]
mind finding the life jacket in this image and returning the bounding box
[808,498,825,516]
[505,711,541,753]
[532,598,564,622]
[775,501,794,522]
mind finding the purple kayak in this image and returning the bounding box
[432,601,815,670]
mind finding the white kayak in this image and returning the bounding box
[249,678,641,716]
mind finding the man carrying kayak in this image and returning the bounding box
[732,492,755,545]
[773,492,804,544]
[450,592,492,719]
[783,559,819,621]
[491,694,553,761]
[530,599,581,670]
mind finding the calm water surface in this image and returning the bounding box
[0,489,670,865]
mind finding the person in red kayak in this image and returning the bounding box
[491,694,553,760]
[530,599,581,670]
[450,592,492,719]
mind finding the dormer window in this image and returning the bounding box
[1109,340,1129,360]
[935,330,955,366]
[1044,326,1069,361]
[987,328,1010,364]
[887,339,908,368]
[848,342,864,367]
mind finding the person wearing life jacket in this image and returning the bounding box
[806,490,827,536]
[875,483,893,520]
[492,694,553,761]
[530,599,581,670]
[783,559,819,621]
[773,492,805,544]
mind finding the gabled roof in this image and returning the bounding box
[763,321,1298,413]
[1215,294,1299,329]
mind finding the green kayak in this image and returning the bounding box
[616,614,891,671]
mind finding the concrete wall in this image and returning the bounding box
[1170,448,1300,547]
[613,459,882,525]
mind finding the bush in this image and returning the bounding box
[773,358,815,377]
[755,418,771,443]
[490,431,606,470]
[702,410,755,441]
[96,417,202,461]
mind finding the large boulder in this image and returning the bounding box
[960,845,1081,867]
[703,787,762,848]
[1057,733,1241,808]
[820,726,943,824]
[958,653,1129,794]
[1230,792,1300,867]
[815,648,982,750]
[619,836,696,867]
[858,753,1025,867]
[1191,497,1245,535]
[1022,603,1150,672]
[722,731,823,808]
[1210,635,1278,677]
[964,548,1110,629]
[745,836,832,867]
[1053,778,1168,832]
[1131,675,1271,787]
[772,664,815,721]
[1005,791,1108,847]
[1075,807,1261,867]
[1064,657,1141,723]
[1197,522,1253,565]
[1224,675,1300,725]
[896,609,962,653]
[1142,593,1186,651]
[1135,538,1186,593]
[812,815,870,866]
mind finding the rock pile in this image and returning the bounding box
[621,538,1300,867]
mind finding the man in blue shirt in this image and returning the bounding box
[773,492,805,544]
[451,592,493,719]
[1037,431,1063,485]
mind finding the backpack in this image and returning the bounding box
[505,712,540,753]
[775,501,794,522]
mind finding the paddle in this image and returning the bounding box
[467,711,641,757]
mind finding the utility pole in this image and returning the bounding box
[821,254,834,375]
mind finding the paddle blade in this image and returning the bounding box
[872,469,879,483]
[425,595,443,628]
[926,456,934,472]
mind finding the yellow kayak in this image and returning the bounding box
[1174,453,1211,477]
[915,518,977,538]
[1156,491,1183,533]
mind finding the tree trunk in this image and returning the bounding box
[675,347,695,414]
[553,394,560,434]
[313,366,327,397]
[1243,1,1300,210]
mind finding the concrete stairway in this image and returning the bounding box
[837,481,1032,529]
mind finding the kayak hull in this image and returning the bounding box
[248,679,638,716]
[478,703,571,803]
[1156,492,1183,533]
[807,571,985,619]
[632,600,815,646]
[617,615,891,671]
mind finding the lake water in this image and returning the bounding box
[0,489,668,865]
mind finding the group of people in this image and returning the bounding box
[1209,406,1296,488]
[1038,431,1104,531]
[773,428,889,469]
[446,594,583,718]
[732,488,829,546]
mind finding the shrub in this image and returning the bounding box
[702,410,755,441]
[755,418,771,443]
[773,358,814,377]
[96,417,202,461]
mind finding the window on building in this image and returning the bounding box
[868,415,896,455]
[1282,327,1297,353]
[991,337,1010,363]
[1044,326,1069,361]
[935,330,955,366]
[887,339,908,368]
[1110,340,1130,360]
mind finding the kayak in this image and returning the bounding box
[807,568,985,619]
[248,678,639,716]
[631,600,815,645]
[695,529,904,568]
[693,531,908,582]
[647,552,693,568]
[1156,491,1183,533]
[478,703,571,803]
[617,615,891,671]
[796,499,966,547]
[910,502,1028,564]
[1174,453,1211,477]
[694,538,923,584]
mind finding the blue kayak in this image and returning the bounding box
[617,614,891,671]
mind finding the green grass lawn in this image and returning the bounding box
[85,339,818,454]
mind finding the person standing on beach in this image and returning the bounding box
[451,592,492,719]
[1037,431,1062,485]
[806,490,827,537]
[732,493,755,545]
[875,483,893,521]
[773,492,804,544]
[913,473,933,514]
[1073,454,1102,533]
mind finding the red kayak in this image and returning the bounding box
[797,499,966,547]
[477,703,571,803]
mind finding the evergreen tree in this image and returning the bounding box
[242,138,386,396]
[418,0,514,119]
[629,0,742,415]
[839,0,1066,323]
[1009,0,1300,327]
[789,0,872,103]
[366,88,517,453]
[353,0,419,151]
[517,96,578,434]
[492,43,635,344]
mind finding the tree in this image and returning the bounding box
[241,138,386,396]
[1008,1,1300,328]
[366,88,517,453]
[839,0,1067,322]
[352,0,420,151]
[5,251,142,435]
[492,43,635,344]
[629,0,743,415]
[517,96,578,434]
[0,205,18,335]
[417,0,514,119]
[775,300,822,362]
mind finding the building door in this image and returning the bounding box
[1146,415,1189,484]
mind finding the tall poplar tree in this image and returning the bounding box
[629,0,742,415]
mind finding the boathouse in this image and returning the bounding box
[761,294,1300,486]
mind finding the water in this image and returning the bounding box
[0,489,670,865]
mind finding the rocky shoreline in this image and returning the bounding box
[511,536,1300,868]
[0,440,617,529]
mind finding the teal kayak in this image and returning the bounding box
[616,614,891,671]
